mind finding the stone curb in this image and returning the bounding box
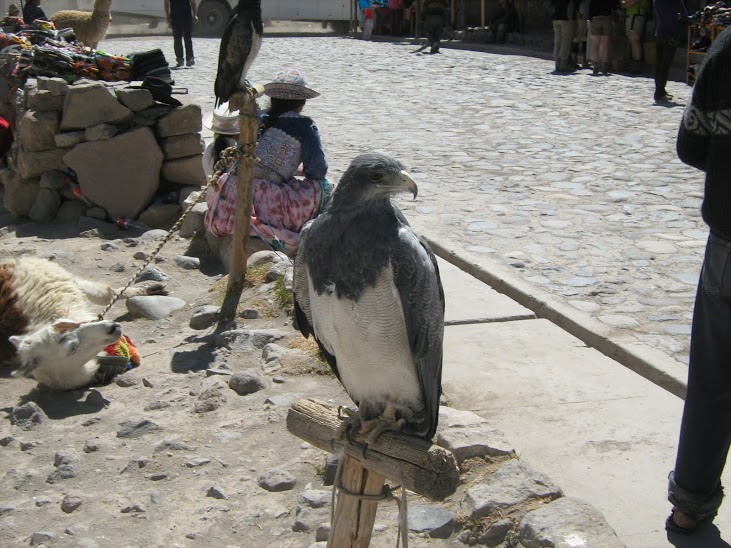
[424,234,690,399]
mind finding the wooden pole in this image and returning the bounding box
[287,398,459,547]
[217,87,261,330]
[328,454,385,548]
[481,0,485,29]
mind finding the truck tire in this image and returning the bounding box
[196,0,230,36]
[329,20,350,34]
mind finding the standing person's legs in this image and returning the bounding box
[183,17,194,65]
[431,14,443,52]
[171,19,184,66]
[669,233,731,527]
[591,18,602,73]
[591,16,611,73]
[577,18,588,66]
[654,37,676,99]
[600,35,610,68]
[496,22,506,42]
[424,15,437,47]
[626,14,645,67]
[553,20,563,70]
[559,20,575,68]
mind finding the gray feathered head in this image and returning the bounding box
[330,153,417,212]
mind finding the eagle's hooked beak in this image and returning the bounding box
[400,170,418,200]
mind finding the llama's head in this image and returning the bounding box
[10,319,122,387]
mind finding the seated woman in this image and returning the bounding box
[202,67,332,265]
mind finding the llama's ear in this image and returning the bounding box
[52,320,81,333]
[8,335,23,349]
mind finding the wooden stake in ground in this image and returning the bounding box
[287,398,459,547]
[217,85,263,330]
[328,453,386,548]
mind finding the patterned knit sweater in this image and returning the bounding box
[677,27,731,241]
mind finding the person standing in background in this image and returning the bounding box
[421,0,448,53]
[622,0,650,73]
[551,0,578,72]
[22,0,47,23]
[589,0,619,75]
[653,0,687,101]
[574,0,590,68]
[165,0,198,67]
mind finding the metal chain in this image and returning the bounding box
[97,142,257,320]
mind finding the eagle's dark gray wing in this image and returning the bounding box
[292,220,340,380]
[392,225,445,440]
[214,14,252,107]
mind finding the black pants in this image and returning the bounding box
[654,36,676,98]
[423,14,443,47]
[670,233,731,519]
[171,17,194,62]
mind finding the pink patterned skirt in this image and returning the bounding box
[204,170,332,255]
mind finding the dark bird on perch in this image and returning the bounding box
[214,0,263,109]
[293,153,445,448]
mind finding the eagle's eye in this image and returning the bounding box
[371,172,383,181]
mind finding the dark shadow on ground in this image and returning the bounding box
[667,523,731,547]
[170,341,216,373]
[9,217,145,241]
[13,386,110,420]
[654,98,686,108]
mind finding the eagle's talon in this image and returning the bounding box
[335,409,362,443]
[346,422,360,443]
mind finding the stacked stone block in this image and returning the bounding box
[0,76,206,228]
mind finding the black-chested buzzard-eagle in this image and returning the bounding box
[293,153,445,444]
[214,0,263,108]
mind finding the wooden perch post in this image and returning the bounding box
[287,398,460,547]
[217,84,264,329]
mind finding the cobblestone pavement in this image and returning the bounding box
[104,35,703,367]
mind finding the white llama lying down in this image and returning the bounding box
[0,256,166,390]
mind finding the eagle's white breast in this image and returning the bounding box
[240,29,262,88]
[307,264,421,406]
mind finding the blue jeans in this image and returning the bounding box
[669,232,731,520]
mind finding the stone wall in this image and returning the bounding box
[0,76,207,230]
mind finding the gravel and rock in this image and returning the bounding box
[0,228,624,546]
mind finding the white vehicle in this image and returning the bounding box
[111,0,352,36]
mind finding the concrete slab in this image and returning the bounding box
[443,319,731,547]
[437,258,535,325]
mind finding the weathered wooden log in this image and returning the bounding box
[286,398,460,501]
